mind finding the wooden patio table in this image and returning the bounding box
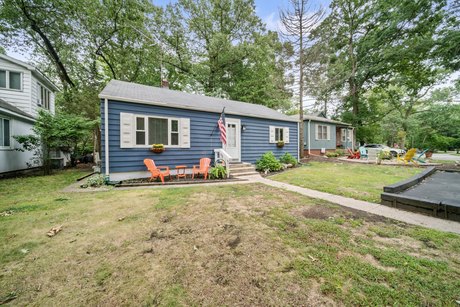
[175,165,187,179]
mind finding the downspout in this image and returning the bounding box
[308,119,311,155]
[104,98,109,178]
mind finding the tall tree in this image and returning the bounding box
[156,0,292,109]
[310,0,448,143]
[280,0,324,157]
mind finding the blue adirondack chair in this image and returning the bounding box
[414,149,429,163]
[359,147,368,159]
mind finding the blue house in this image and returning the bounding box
[99,80,299,181]
[292,112,354,156]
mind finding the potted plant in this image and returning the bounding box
[150,144,165,153]
[425,149,433,158]
[276,141,285,148]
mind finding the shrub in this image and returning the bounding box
[335,149,346,156]
[256,152,283,172]
[87,175,106,187]
[279,152,298,166]
[325,152,340,158]
[210,165,227,179]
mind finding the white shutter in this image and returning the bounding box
[180,118,190,148]
[120,112,134,148]
[269,126,275,143]
[284,127,290,143]
[315,124,319,140]
[327,125,331,140]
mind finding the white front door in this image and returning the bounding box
[224,118,241,161]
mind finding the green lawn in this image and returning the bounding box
[270,161,423,202]
[1,170,459,306]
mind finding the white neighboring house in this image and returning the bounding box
[0,54,61,174]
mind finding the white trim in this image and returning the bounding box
[98,94,299,123]
[104,98,109,177]
[316,124,329,140]
[0,116,12,149]
[223,118,241,162]
[271,126,289,143]
[0,107,35,122]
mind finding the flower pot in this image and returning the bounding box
[425,151,433,158]
[150,148,165,154]
[276,142,285,148]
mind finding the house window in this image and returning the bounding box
[0,70,22,90]
[317,125,328,140]
[0,117,11,148]
[0,71,6,88]
[38,83,51,109]
[135,117,146,145]
[135,116,180,146]
[275,127,284,142]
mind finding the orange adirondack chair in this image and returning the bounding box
[144,159,171,184]
[192,158,211,180]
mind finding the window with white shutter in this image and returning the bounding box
[119,113,191,148]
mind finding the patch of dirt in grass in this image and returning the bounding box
[294,203,390,224]
[139,186,334,306]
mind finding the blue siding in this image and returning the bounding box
[303,120,336,150]
[102,100,298,174]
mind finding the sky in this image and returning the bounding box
[153,0,331,32]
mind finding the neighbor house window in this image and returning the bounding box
[0,70,22,90]
[275,127,284,142]
[135,116,180,146]
[38,83,51,109]
[0,117,11,148]
[317,125,328,140]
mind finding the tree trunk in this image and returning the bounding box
[298,9,305,159]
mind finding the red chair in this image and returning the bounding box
[192,158,211,180]
[347,148,360,159]
[144,159,171,184]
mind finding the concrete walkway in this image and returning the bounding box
[249,175,460,235]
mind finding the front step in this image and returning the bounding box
[228,162,258,177]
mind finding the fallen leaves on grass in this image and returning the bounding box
[47,226,63,237]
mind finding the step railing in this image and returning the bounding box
[214,148,231,178]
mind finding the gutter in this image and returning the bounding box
[0,108,36,123]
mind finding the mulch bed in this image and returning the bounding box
[116,176,245,187]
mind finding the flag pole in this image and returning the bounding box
[210,107,225,136]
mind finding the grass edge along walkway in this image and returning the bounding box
[252,175,460,235]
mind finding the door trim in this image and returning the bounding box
[223,118,241,162]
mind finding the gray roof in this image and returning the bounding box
[99,80,297,122]
[0,98,35,120]
[290,114,351,126]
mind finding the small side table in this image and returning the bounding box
[175,165,187,179]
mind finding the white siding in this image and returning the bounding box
[0,116,38,173]
[0,58,33,115]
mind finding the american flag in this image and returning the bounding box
[218,108,227,145]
